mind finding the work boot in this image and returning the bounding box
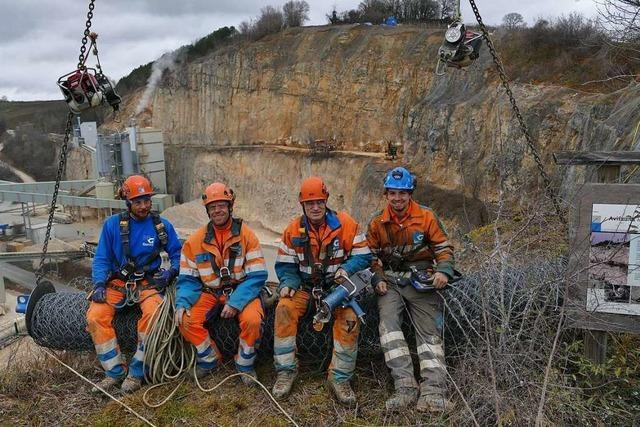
[385,387,419,412]
[194,366,213,381]
[416,392,451,413]
[121,376,142,393]
[272,370,297,399]
[91,375,124,393]
[327,380,357,405]
[239,370,258,387]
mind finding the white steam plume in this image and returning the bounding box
[135,50,180,115]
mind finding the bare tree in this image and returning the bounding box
[359,0,390,23]
[439,0,457,20]
[597,0,640,42]
[283,0,310,27]
[253,6,284,39]
[502,13,526,30]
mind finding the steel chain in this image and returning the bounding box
[36,0,96,284]
[467,0,567,227]
[77,0,96,70]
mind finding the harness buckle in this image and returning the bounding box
[311,286,324,300]
[222,286,234,297]
[219,266,232,283]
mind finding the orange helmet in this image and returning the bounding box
[202,182,235,207]
[121,175,154,201]
[299,176,329,203]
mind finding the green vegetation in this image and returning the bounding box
[185,26,236,60]
[114,62,153,95]
[497,14,637,92]
[115,26,236,97]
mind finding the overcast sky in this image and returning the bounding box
[1,0,599,101]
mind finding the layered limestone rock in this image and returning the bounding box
[108,24,639,231]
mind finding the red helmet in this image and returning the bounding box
[299,176,329,203]
[121,175,154,201]
[202,182,235,207]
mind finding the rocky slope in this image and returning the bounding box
[105,24,640,233]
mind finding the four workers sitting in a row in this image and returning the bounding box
[86,167,455,413]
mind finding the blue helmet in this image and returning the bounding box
[383,167,415,191]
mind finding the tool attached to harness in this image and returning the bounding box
[407,266,463,292]
[313,269,373,329]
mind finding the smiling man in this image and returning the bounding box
[174,182,267,385]
[271,176,371,405]
[87,175,182,393]
[367,167,456,413]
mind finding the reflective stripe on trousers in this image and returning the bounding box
[86,285,163,379]
[377,283,446,391]
[274,290,359,383]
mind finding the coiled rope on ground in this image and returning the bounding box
[141,285,299,426]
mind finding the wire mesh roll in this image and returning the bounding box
[27,289,385,358]
[26,260,565,359]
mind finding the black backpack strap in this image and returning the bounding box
[119,212,131,261]
[151,212,168,249]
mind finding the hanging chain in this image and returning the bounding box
[77,0,96,70]
[467,0,567,228]
[35,0,96,284]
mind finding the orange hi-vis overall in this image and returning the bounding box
[367,200,455,393]
[175,218,267,372]
[86,280,163,379]
[274,209,372,383]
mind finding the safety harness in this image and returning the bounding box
[203,218,243,297]
[295,216,340,315]
[379,220,432,272]
[109,212,169,307]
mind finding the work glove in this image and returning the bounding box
[153,268,176,289]
[91,282,107,303]
[174,307,190,327]
[334,268,349,284]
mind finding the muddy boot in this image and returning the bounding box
[239,370,258,387]
[91,375,124,393]
[416,392,451,413]
[327,380,357,405]
[385,387,419,412]
[121,376,142,394]
[194,366,213,381]
[272,370,297,399]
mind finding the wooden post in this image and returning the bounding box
[582,164,620,363]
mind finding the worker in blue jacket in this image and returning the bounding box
[87,175,181,393]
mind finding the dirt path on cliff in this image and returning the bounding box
[172,143,386,159]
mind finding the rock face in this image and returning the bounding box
[111,24,639,232]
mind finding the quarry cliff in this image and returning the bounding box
[105,24,640,234]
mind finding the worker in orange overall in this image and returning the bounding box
[271,176,372,404]
[367,167,456,412]
[87,175,182,393]
[175,183,267,384]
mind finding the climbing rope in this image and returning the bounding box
[467,0,567,228]
[142,286,195,385]
[140,287,299,426]
[41,347,157,427]
[36,0,97,284]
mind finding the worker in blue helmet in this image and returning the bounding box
[367,166,456,413]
